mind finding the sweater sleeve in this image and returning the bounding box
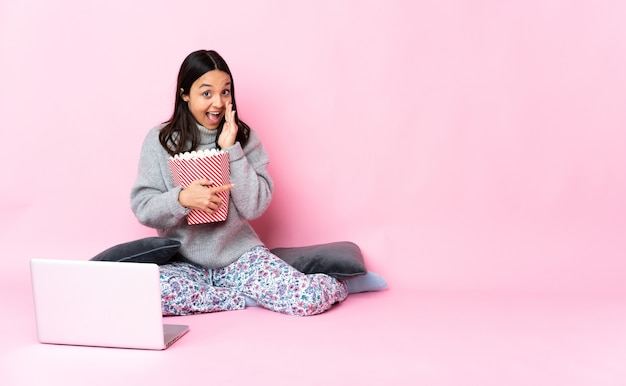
[130,128,190,229]
[226,129,273,220]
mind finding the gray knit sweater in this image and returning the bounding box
[130,124,273,268]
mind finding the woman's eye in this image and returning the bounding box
[202,91,211,97]
[222,89,231,96]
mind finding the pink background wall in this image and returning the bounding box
[1,0,625,294]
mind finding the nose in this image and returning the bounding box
[212,95,223,108]
[213,94,229,108]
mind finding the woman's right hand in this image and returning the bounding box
[178,178,234,214]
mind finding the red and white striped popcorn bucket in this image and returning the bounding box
[168,150,230,225]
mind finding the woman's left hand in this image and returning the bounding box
[218,102,238,149]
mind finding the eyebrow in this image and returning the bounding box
[199,82,231,89]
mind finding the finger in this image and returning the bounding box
[226,103,232,122]
[205,199,219,212]
[230,104,236,122]
[210,183,235,194]
[194,178,214,187]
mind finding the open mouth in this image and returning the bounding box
[206,111,222,125]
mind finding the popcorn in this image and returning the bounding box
[171,148,224,160]
[168,149,230,225]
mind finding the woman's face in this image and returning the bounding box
[182,70,232,130]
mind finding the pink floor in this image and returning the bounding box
[2,272,626,386]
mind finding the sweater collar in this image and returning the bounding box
[197,123,218,146]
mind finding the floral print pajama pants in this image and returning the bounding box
[159,246,349,317]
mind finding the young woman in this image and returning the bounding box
[130,50,350,316]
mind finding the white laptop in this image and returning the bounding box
[30,259,189,350]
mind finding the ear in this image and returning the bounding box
[180,88,189,102]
